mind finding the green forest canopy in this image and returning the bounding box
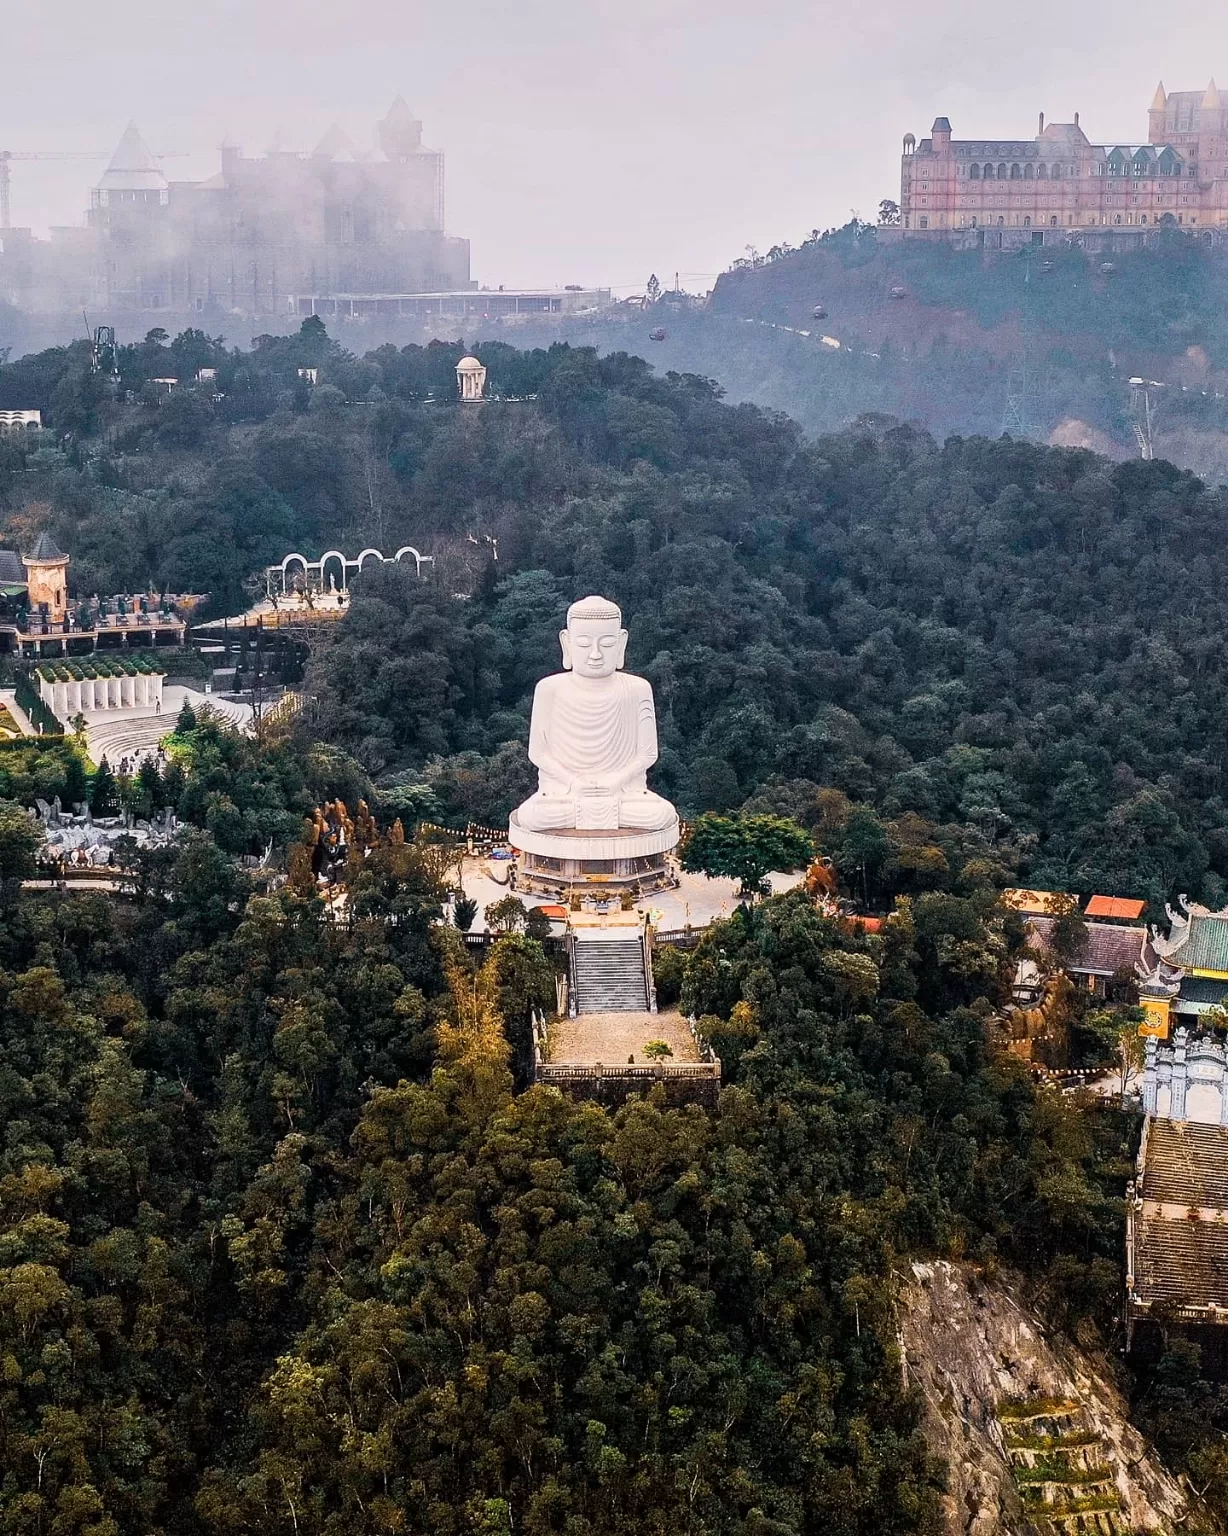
[5,327,1228,909]
[1,328,1227,1529]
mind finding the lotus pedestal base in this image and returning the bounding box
[508,813,680,899]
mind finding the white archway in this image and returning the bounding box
[319,549,348,592]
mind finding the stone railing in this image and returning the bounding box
[686,1014,721,1066]
[535,1058,722,1107]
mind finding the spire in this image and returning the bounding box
[96,123,167,192]
[1151,81,1167,112]
[1204,78,1222,109]
[106,122,160,175]
[378,96,423,159]
[25,531,66,562]
[312,123,357,161]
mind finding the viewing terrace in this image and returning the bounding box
[2,597,191,658]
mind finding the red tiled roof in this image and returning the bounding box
[1085,895,1146,921]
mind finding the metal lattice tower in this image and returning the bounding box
[1129,378,1160,460]
[1000,248,1037,439]
[1001,355,1031,438]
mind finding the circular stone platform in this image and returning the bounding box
[509,811,680,897]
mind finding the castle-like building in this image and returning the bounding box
[899,82,1228,245]
[1,98,471,320]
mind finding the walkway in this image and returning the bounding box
[0,688,34,737]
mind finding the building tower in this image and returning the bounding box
[22,532,68,621]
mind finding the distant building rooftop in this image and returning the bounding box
[293,288,613,321]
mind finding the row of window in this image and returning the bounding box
[968,162,1071,180]
[911,211,1199,230]
[961,160,1189,181]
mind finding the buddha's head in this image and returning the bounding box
[560,595,627,679]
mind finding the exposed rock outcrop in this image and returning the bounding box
[901,1261,1189,1535]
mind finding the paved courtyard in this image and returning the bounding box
[458,857,803,936]
[548,1008,700,1065]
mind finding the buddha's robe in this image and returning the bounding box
[516,671,676,832]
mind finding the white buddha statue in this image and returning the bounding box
[514,596,677,833]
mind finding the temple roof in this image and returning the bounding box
[1165,912,1228,973]
[1028,916,1146,976]
[0,549,24,584]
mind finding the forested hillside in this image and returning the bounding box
[0,809,1155,1534]
[6,327,1228,910]
[483,222,1228,480]
[4,327,1228,1530]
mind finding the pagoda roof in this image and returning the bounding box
[1164,911,1228,974]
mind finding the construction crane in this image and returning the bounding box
[0,148,187,230]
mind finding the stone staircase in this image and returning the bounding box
[572,935,650,1014]
[1000,1399,1129,1534]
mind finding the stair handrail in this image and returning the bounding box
[642,914,658,1014]
[565,926,578,1017]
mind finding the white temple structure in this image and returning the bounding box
[509,595,680,897]
[456,354,487,403]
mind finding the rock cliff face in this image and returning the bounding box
[901,1261,1189,1535]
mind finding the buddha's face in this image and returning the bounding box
[561,615,627,678]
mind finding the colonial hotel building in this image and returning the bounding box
[899,83,1228,247]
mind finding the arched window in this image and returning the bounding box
[984,163,994,179]
[998,163,1008,179]
[1024,163,1034,179]
[970,162,981,180]
[1010,162,1022,179]
[1050,215,1058,226]
[997,215,1005,226]
[1114,214,1122,225]
[1037,163,1048,179]
[1023,215,1031,226]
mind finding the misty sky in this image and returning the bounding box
[5,0,1227,292]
